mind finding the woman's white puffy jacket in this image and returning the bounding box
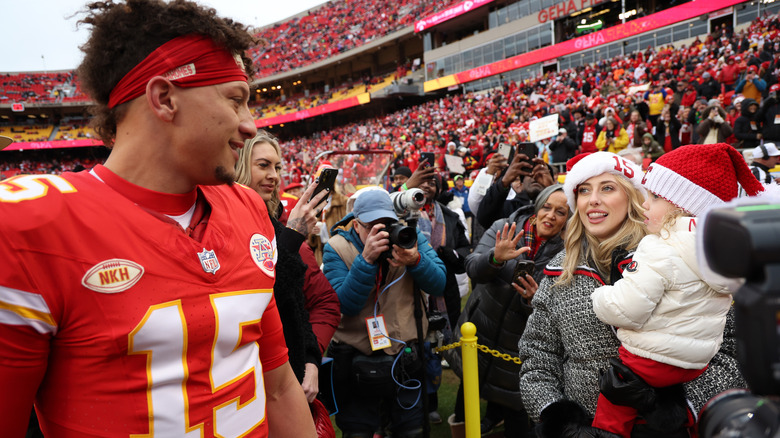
[591,217,732,369]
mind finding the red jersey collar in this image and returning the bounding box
[92,164,198,215]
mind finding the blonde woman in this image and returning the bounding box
[518,152,745,438]
[235,131,341,405]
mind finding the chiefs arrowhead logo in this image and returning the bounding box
[249,233,277,278]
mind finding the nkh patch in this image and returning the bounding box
[82,259,144,293]
[198,248,220,274]
[249,233,277,278]
[625,261,639,273]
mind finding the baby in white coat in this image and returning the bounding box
[589,144,765,437]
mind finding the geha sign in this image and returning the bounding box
[538,0,608,23]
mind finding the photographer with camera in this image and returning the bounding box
[322,189,446,438]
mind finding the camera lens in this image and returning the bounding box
[388,223,417,249]
[698,389,773,438]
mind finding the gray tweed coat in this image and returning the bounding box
[518,249,746,422]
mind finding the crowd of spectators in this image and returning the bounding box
[0,72,77,104]
[251,69,406,119]
[0,148,108,179]
[276,13,780,184]
[5,13,780,187]
[251,0,455,77]
[4,12,779,438]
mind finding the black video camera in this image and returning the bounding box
[698,204,780,438]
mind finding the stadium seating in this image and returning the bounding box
[274,12,780,169]
[0,124,54,142]
[252,70,407,119]
[250,0,458,78]
[0,72,75,103]
[54,122,95,141]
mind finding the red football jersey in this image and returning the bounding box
[0,169,287,437]
[278,191,299,226]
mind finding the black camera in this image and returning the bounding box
[387,222,417,249]
[379,221,418,262]
[698,204,780,438]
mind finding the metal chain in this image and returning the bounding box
[432,341,523,365]
[433,341,461,352]
[476,344,523,365]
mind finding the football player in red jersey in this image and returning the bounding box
[0,1,315,437]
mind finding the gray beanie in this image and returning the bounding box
[534,183,565,214]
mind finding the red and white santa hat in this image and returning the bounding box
[563,151,646,211]
[642,143,764,216]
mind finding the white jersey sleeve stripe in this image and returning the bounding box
[0,285,57,334]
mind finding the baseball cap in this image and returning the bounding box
[352,189,398,223]
[558,128,567,134]
[0,135,11,150]
[753,143,780,159]
[453,174,464,181]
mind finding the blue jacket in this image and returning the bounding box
[450,186,470,213]
[323,221,446,316]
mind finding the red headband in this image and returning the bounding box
[108,34,248,108]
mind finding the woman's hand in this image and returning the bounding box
[512,274,539,300]
[301,363,319,403]
[287,183,328,236]
[493,222,530,263]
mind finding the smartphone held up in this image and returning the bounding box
[310,167,338,208]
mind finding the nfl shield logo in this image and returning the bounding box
[198,248,220,274]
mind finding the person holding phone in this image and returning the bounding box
[695,104,732,145]
[596,117,629,153]
[445,185,569,437]
[476,147,556,230]
[235,131,341,431]
[735,65,767,104]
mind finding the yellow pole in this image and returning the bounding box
[460,322,480,438]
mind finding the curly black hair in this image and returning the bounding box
[76,0,258,146]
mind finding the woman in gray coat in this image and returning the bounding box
[448,185,569,437]
[518,152,745,438]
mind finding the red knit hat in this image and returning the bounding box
[641,144,764,216]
